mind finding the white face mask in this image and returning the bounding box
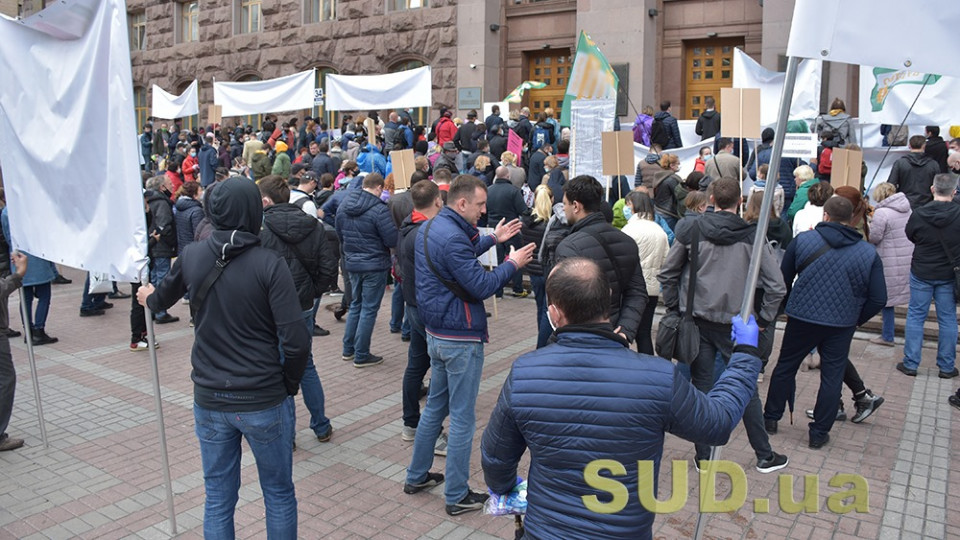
[949,148,957,156]
[546,304,558,331]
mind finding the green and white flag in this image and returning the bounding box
[503,80,547,103]
[859,65,959,125]
[560,31,619,126]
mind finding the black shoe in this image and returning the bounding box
[31,329,58,346]
[313,325,330,337]
[445,489,490,516]
[805,404,847,422]
[4,328,20,338]
[403,471,444,494]
[52,275,72,285]
[354,355,384,368]
[97,302,114,310]
[108,291,131,299]
[419,384,429,400]
[154,314,180,324]
[390,328,401,334]
[809,433,830,449]
[896,362,918,377]
[316,426,333,443]
[851,391,884,423]
[334,307,347,321]
[401,335,411,342]
[764,419,777,434]
[949,392,960,411]
[939,368,959,379]
[79,309,105,317]
[756,452,788,473]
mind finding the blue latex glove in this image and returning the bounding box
[731,315,759,348]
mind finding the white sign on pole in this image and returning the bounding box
[477,227,498,267]
[781,133,818,159]
[570,99,616,188]
[314,88,324,106]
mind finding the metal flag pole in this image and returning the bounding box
[692,55,801,540]
[865,76,932,194]
[141,268,177,536]
[18,287,48,448]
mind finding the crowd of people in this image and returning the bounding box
[1,96,959,537]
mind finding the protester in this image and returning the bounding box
[271,141,292,178]
[621,192,669,354]
[786,164,818,223]
[792,181,834,236]
[632,105,655,146]
[484,105,504,135]
[198,133,219,187]
[898,173,960,379]
[704,137,746,184]
[653,100,682,150]
[684,191,708,217]
[144,175,179,324]
[652,154,682,230]
[488,166,530,298]
[924,126,949,173]
[433,142,460,176]
[453,110,478,154]
[403,175,534,517]
[867,183,913,346]
[481,257,763,539]
[695,96,721,141]
[888,135,941,209]
[813,98,856,146]
[520,185,556,349]
[635,145,662,190]
[527,143,551,191]
[748,164,785,219]
[765,197,886,447]
[834,185,871,240]
[694,146,711,173]
[0,252,26,451]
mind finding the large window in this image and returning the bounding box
[237,0,261,34]
[134,87,149,132]
[387,0,427,11]
[305,0,335,22]
[129,11,146,51]
[312,67,340,131]
[178,1,199,43]
[389,60,428,127]
[237,75,262,129]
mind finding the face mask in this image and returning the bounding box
[950,149,957,156]
[703,154,713,160]
[546,304,558,332]
[622,205,634,221]
[189,151,196,157]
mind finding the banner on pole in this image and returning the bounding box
[214,70,315,117]
[326,66,432,111]
[507,130,523,157]
[152,80,199,120]
[858,66,960,125]
[561,31,619,126]
[732,48,821,126]
[570,99,616,188]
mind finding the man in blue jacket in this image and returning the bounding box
[481,257,762,540]
[403,175,535,516]
[764,197,887,449]
[198,133,220,187]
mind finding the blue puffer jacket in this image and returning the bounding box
[356,144,387,177]
[174,197,204,256]
[415,207,518,342]
[335,189,396,273]
[481,326,760,540]
[1,207,57,287]
[782,222,886,327]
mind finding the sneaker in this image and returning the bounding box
[401,335,411,342]
[869,336,894,347]
[108,291,131,299]
[31,330,58,346]
[328,288,344,296]
[949,392,960,410]
[805,404,847,422]
[181,298,190,305]
[419,384,429,400]
[510,290,529,298]
[79,309,105,317]
[342,353,354,362]
[764,419,777,434]
[434,432,448,457]
[401,425,417,442]
[809,433,830,449]
[756,452,789,474]
[939,368,959,379]
[98,302,114,310]
[390,327,401,334]
[313,325,330,337]
[354,355,384,368]
[53,275,72,285]
[0,435,24,452]
[189,318,194,328]
[896,362,917,377]
[4,328,20,338]
[129,339,160,351]
[154,313,180,324]
[851,391,884,423]
[334,307,347,321]
[757,373,764,384]
[445,489,489,516]
[316,426,333,443]
[403,471,444,494]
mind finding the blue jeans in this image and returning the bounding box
[194,398,297,539]
[390,283,410,338]
[530,274,551,349]
[881,306,895,342]
[298,309,330,438]
[903,273,957,373]
[22,283,52,330]
[406,336,484,505]
[80,273,108,311]
[402,304,430,428]
[342,270,388,361]
[150,257,171,317]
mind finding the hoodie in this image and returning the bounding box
[261,203,337,310]
[905,200,960,281]
[695,109,721,141]
[334,189,397,273]
[146,177,310,412]
[888,152,941,209]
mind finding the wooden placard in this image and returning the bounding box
[390,149,416,190]
[363,117,376,141]
[207,105,222,126]
[720,88,762,139]
[601,131,634,176]
[830,148,863,189]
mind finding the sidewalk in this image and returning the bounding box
[0,269,957,539]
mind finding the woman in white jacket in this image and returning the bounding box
[621,191,670,355]
[792,181,834,237]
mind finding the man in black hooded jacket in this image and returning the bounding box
[138,176,310,538]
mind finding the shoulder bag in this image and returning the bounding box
[656,224,701,364]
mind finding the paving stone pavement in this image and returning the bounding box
[0,269,958,539]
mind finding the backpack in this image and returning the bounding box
[650,117,670,148]
[531,125,550,152]
[393,127,408,150]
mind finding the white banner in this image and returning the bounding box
[214,70,315,117]
[787,0,960,78]
[733,48,821,126]
[781,133,818,160]
[858,66,960,126]
[326,66,432,111]
[0,0,147,281]
[151,80,199,120]
[570,99,616,188]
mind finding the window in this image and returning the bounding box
[178,1,199,43]
[237,75,262,129]
[237,0,261,34]
[134,87,149,132]
[312,67,340,130]
[390,60,429,126]
[305,0,335,22]
[388,0,427,12]
[129,11,146,51]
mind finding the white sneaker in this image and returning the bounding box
[181,298,190,305]
[401,426,416,442]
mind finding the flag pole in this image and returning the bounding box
[141,268,177,536]
[692,55,800,540]
[18,287,48,448]
[865,76,932,194]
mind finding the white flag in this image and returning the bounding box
[732,48,821,126]
[858,66,960,126]
[214,70,316,117]
[0,0,147,281]
[325,67,433,111]
[152,80,199,120]
[787,0,960,78]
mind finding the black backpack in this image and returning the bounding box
[650,117,670,148]
[393,127,408,150]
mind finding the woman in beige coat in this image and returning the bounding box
[621,191,670,355]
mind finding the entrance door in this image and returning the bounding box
[684,38,742,120]
[525,49,571,118]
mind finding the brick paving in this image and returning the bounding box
[0,268,957,539]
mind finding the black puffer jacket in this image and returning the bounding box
[260,203,337,311]
[487,178,528,226]
[520,213,548,276]
[145,190,177,258]
[906,200,960,281]
[555,212,648,343]
[398,213,427,307]
[888,152,941,210]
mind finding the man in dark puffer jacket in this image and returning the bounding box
[554,176,647,344]
[335,173,397,368]
[482,258,762,540]
[258,175,337,443]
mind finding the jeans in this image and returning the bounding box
[903,273,957,373]
[406,336,484,505]
[80,273,108,312]
[764,318,856,441]
[530,274,552,349]
[297,309,330,438]
[881,306,895,342]
[0,335,14,437]
[342,270,388,361]
[495,238,524,296]
[636,295,658,355]
[194,398,297,539]
[691,321,772,462]
[390,283,410,338]
[150,257,171,317]
[22,283,52,330]
[402,304,430,428]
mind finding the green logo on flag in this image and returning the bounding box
[870,68,941,112]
